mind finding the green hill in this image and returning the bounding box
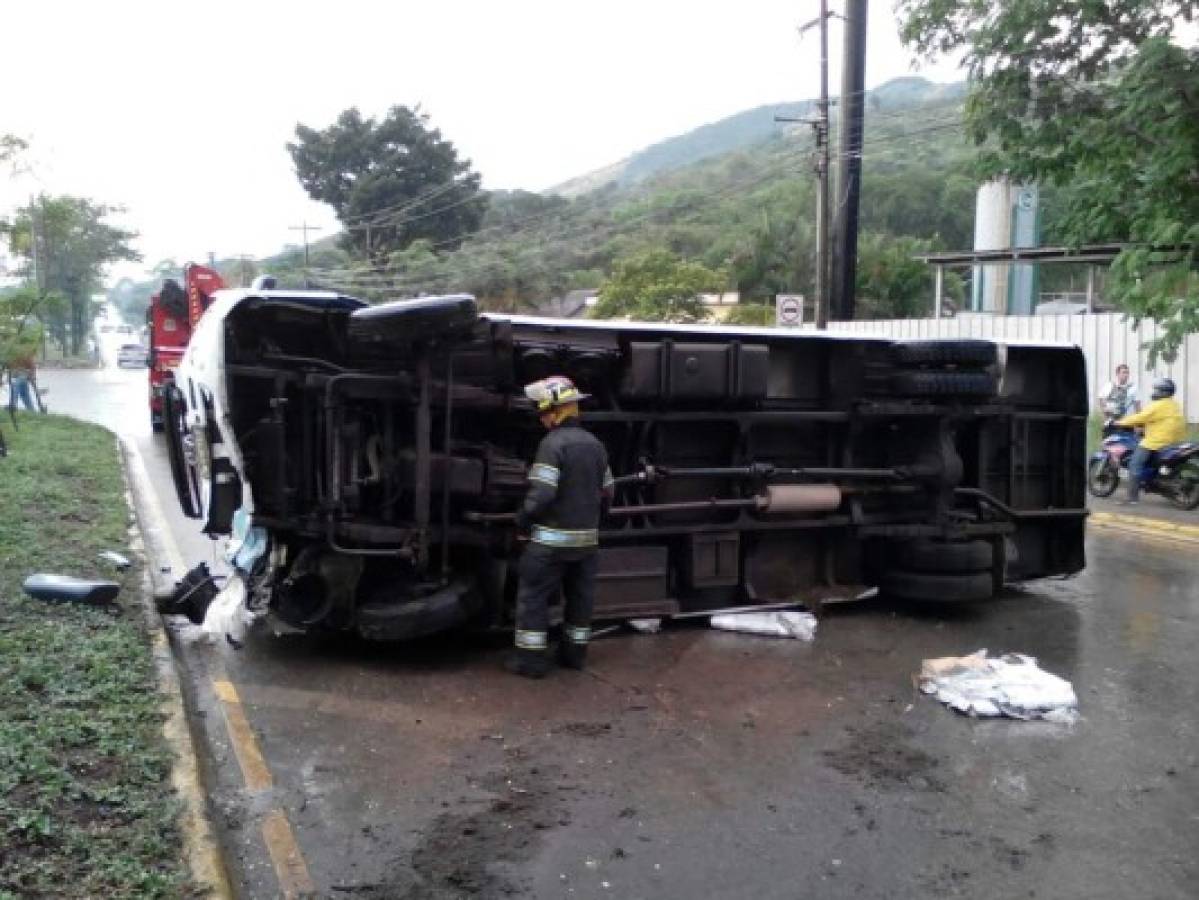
[110,76,979,323]
[549,76,966,196]
[305,77,979,319]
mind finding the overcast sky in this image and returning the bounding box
[1,1,964,282]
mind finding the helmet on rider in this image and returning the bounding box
[1151,377,1176,400]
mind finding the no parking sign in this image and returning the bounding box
[775,294,805,327]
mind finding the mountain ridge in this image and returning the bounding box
[547,75,966,198]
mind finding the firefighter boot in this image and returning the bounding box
[558,626,589,670]
[558,641,587,670]
[505,648,551,679]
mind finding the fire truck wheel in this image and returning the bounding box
[896,539,993,574]
[880,569,996,603]
[890,339,997,368]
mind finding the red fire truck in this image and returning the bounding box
[147,263,224,431]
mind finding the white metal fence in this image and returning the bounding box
[824,312,1199,422]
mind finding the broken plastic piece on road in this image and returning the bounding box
[709,610,817,641]
[98,550,132,571]
[226,508,269,574]
[628,618,661,634]
[156,562,221,624]
[918,650,1078,721]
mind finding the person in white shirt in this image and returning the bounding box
[1098,363,1139,418]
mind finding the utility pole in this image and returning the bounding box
[288,221,322,268]
[27,195,46,361]
[27,195,39,291]
[289,221,323,288]
[832,0,869,323]
[787,4,833,329]
[814,0,831,329]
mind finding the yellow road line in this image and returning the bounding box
[261,809,317,898]
[212,678,274,793]
[153,626,234,896]
[1090,510,1199,544]
[122,438,315,896]
[120,440,233,898]
[214,676,317,895]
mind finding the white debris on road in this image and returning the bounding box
[200,575,257,646]
[628,618,662,633]
[918,650,1078,721]
[709,610,818,641]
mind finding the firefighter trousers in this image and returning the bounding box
[514,543,598,651]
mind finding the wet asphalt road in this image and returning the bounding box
[38,363,1199,899]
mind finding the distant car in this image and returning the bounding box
[116,324,135,336]
[99,324,115,334]
[116,343,148,368]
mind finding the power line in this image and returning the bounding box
[338,177,477,227]
[313,115,1001,293]
[305,152,814,288]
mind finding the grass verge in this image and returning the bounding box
[0,414,201,898]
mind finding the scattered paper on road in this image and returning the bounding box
[918,650,1078,721]
[710,610,817,641]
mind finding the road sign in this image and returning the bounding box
[776,294,805,327]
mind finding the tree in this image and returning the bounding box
[0,285,65,373]
[722,303,776,326]
[288,106,486,259]
[1,134,27,172]
[855,234,963,319]
[593,249,725,322]
[1,195,140,353]
[898,1,1199,359]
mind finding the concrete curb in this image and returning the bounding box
[1089,510,1199,544]
[118,437,234,899]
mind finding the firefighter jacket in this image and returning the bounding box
[1117,397,1186,451]
[516,419,614,548]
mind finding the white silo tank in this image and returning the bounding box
[971,178,1040,314]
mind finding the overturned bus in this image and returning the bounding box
[162,291,1087,640]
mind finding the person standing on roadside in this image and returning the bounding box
[5,351,38,413]
[508,375,613,679]
[1116,377,1185,504]
[1098,363,1139,418]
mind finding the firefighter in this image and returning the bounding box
[508,375,614,678]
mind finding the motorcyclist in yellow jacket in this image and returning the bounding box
[1116,377,1186,503]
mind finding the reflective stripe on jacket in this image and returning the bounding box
[520,419,611,547]
[530,524,599,548]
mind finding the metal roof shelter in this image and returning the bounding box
[914,243,1188,318]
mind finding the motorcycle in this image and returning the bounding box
[1088,415,1199,509]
